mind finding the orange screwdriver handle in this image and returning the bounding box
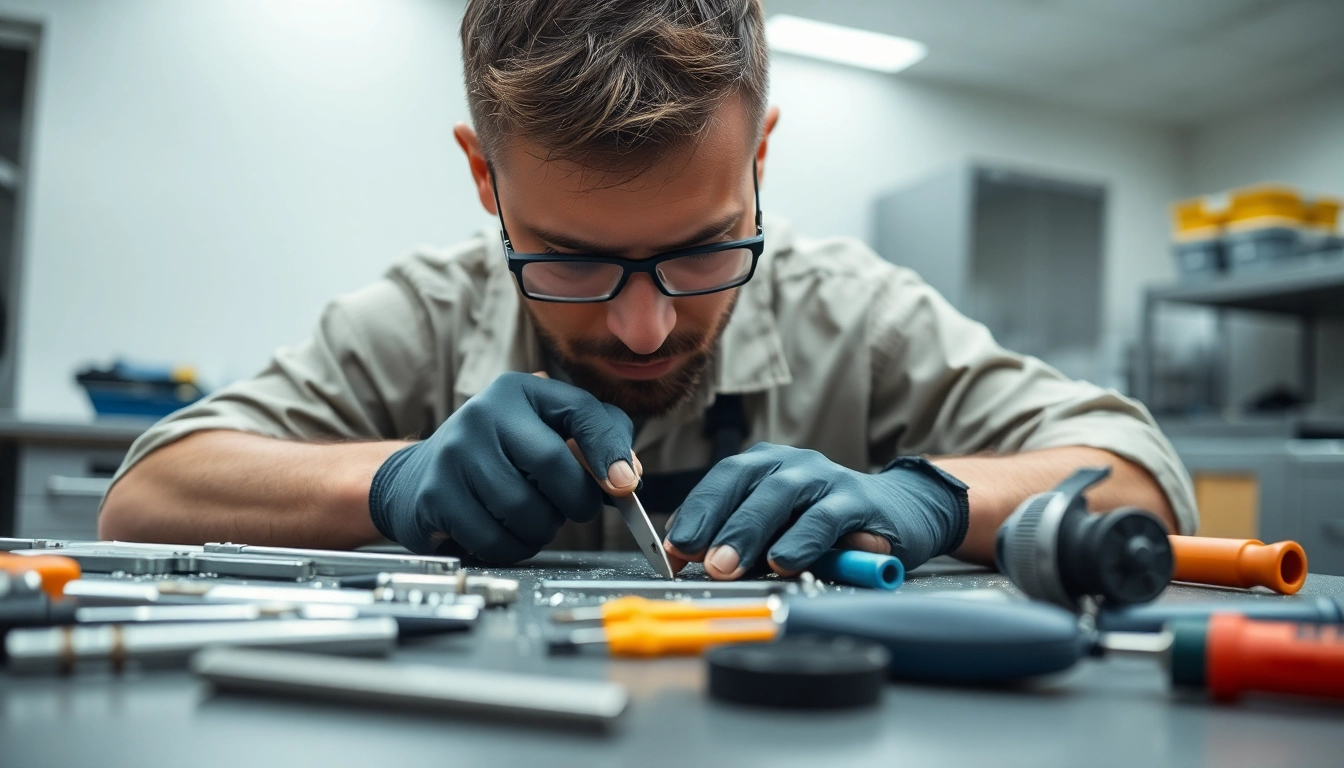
[1206,613,1344,702]
[0,554,82,599]
[604,617,778,657]
[601,596,775,623]
[1169,535,1306,595]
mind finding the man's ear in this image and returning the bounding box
[454,123,496,215]
[755,106,780,184]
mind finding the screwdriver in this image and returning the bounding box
[786,594,1344,702]
[0,554,81,599]
[550,615,780,657]
[1125,612,1344,702]
[551,596,781,624]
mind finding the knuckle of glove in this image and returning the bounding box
[717,449,779,476]
[600,403,635,437]
[772,465,831,496]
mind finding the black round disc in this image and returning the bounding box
[1091,508,1174,604]
[707,636,890,709]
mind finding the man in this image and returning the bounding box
[101,0,1196,580]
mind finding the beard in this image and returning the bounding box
[530,295,737,418]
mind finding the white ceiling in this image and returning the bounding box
[763,0,1344,126]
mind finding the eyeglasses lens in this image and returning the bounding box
[520,261,625,301]
[656,248,754,295]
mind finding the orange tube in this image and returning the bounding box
[1169,536,1306,595]
[0,553,82,599]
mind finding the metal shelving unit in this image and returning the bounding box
[1137,258,1344,573]
[1136,258,1344,421]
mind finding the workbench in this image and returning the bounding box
[3,552,1342,767]
[0,412,154,539]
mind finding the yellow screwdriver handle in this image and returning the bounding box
[605,617,778,657]
[601,596,776,623]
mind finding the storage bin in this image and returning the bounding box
[1223,185,1306,273]
[1171,198,1224,280]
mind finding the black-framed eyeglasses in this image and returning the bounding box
[492,161,765,303]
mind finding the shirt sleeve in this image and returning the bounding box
[867,266,1198,535]
[110,275,441,486]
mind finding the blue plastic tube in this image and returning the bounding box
[809,549,905,590]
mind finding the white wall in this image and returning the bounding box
[5,0,490,417]
[1188,83,1344,197]
[767,56,1186,388]
[4,0,1189,417]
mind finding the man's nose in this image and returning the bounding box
[606,273,676,355]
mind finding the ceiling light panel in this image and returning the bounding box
[766,14,928,74]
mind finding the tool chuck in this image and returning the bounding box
[995,467,1173,611]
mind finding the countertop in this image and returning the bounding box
[0,411,155,444]
[3,552,1342,768]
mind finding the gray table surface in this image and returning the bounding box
[4,552,1343,768]
[0,411,155,445]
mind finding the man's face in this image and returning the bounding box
[472,100,766,417]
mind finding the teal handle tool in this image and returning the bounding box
[809,550,905,590]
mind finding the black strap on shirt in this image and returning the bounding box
[637,394,747,516]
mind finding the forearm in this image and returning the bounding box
[99,430,407,548]
[933,446,1177,565]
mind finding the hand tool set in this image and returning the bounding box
[4,470,1339,727]
[540,466,1341,712]
[0,537,516,674]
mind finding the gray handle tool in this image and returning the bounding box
[5,617,398,673]
[193,647,630,727]
[1,538,461,579]
[203,542,460,576]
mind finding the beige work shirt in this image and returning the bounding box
[112,216,1198,542]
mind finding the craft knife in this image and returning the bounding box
[610,492,676,580]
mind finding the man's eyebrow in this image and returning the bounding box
[529,209,746,255]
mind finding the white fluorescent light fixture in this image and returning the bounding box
[766,15,927,74]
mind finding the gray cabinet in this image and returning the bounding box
[0,414,151,539]
[14,444,126,539]
[1172,437,1344,576]
[874,164,1108,384]
[1294,454,1344,576]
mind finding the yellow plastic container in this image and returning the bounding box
[1171,198,1223,241]
[1223,184,1306,271]
[1225,185,1306,231]
[1170,198,1225,278]
[1306,198,1340,233]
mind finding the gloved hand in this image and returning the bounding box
[369,371,640,563]
[664,443,969,579]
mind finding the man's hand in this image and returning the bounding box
[369,371,640,563]
[663,443,970,579]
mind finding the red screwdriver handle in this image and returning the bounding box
[1206,613,1344,702]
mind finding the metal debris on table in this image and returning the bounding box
[538,579,798,601]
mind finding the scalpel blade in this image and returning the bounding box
[611,493,676,580]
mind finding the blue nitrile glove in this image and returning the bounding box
[665,444,969,578]
[368,372,638,563]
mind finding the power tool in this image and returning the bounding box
[995,466,1173,610]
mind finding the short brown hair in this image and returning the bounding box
[461,0,768,171]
